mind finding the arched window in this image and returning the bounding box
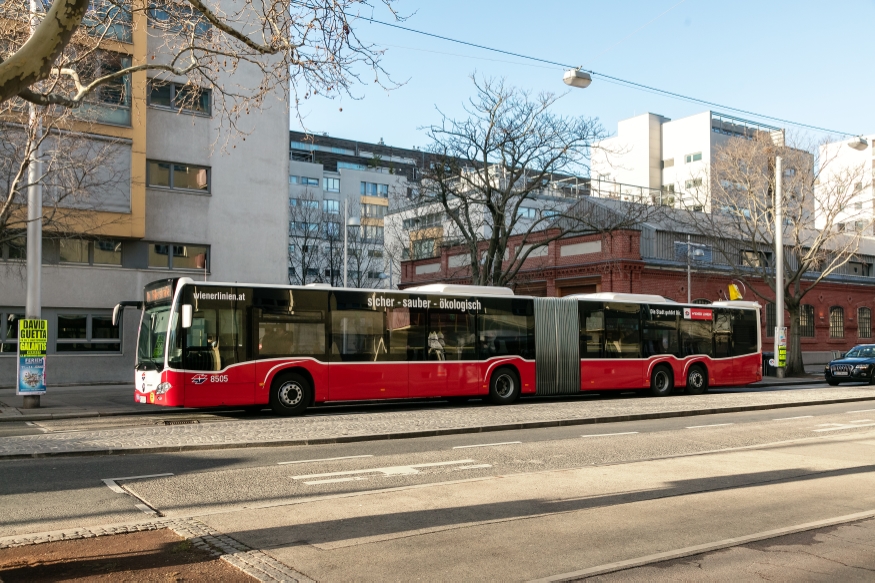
[800,305,815,337]
[829,307,844,339]
[859,307,872,339]
[765,303,775,337]
[692,298,711,305]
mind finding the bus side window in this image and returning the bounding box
[713,310,732,358]
[604,303,641,359]
[642,308,679,357]
[478,299,534,359]
[579,302,604,358]
[385,306,425,362]
[679,320,713,357]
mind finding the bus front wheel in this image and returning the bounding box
[686,365,708,395]
[650,365,673,397]
[270,372,311,416]
[489,367,520,405]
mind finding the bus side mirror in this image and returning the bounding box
[181,304,193,329]
[112,304,122,327]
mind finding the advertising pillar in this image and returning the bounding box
[17,319,47,402]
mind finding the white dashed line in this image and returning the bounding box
[773,416,813,421]
[813,422,875,432]
[456,464,493,470]
[850,419,872,423]
[278,455,373,465]
[453,441,522,449]
[303,476,369,485]
[847,409,875,414]
[581,432,640,438]
[686,423,734,429]
[291,460,476,484]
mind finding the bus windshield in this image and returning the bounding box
[137,306,172,370]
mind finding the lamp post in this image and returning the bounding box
[774,156,785,378]
[343,198,360,288]
[685,235,705,304]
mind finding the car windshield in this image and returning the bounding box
[844,346,875,358]
[137,306,172,370]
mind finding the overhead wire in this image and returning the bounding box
[356,15,857,137]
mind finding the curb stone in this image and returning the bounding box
[0,517,312,583]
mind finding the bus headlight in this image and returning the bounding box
[156,382,172,394]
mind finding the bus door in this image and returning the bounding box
[181,287,254,407]
[731,309,760,382]
[410,305,479,397]
[328,292,408,401]
[602,303,644,388]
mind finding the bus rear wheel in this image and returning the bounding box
[270,372,311,416]
[489,367,520,405]
[686,365,708,395]
[650,365,673,397]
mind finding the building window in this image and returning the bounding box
[56,313,121,352]
[58,239,122,266]
[685,178,703,189]
[323,199,340,214]
[147,160,210,192]
[765,303,775,337]
[684,152,703,163]
[289,198,319,209]
[800,304,815,337]
[367,271,383,280]
[147,1,211,36]
[301,177,319,186]
[323,177,340,192]
[361,182,389,197]
[849,261,871,276]
[829,306,844,339]
[516,207,537,220]
[0,311,25,354]
[290,222,319,234]
[148,243,209,270]
[362,203,387,218]
[289,176,298,184]
[147,81,211,115]
[859,307,872,338]
[368,249,383,258]
[740,250,771,268]
[363,226,384,241]
[403,212,443,230]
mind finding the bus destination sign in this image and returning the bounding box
[145,284,172,304]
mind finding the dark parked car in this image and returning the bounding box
[825,345,875,385]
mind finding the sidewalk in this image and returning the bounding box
[0,369,826,423]
[0,386,872,459]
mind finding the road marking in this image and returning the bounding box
[813,422,875,432]
[278,455,373,466]
[102,473,174,494]
[134,503,159,517]
[581,432,639,438]
[686,423,734,429]
[456,464,492,470]
[847,409,875,414]
[292,460,476,483]
[453,441,522,449]
[303,476,369,485]
[773,416,813,421]
[24,421,48,433]
[851,419,872,423]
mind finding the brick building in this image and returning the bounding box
[401,223,875,363]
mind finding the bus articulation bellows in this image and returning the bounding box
[118,278,762,415]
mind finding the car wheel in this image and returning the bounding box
[686,365,708,395]
[650,365,673,397]
[827,377,840,386]
[270,372,311,416]
[489,367,520,405]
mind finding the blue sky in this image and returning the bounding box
[292,0,874,149]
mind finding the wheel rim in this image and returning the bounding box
[495,374,515,398]
[689,370,704,389]
[655,371,669,392]
[278,381,304,407]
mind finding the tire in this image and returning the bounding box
[686,365,708,395]
[827,378,840,386]
[269,372,311,416]
[869,373,875,386]
[650,365,674,397]
[488,367,520,405]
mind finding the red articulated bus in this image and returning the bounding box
[117,278,761,415]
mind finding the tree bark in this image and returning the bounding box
[785,302,804,376]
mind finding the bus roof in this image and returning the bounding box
[566,292,677,304]
[403,284,514,296]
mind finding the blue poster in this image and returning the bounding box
[17,319,47,396]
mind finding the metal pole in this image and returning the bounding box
[23,0,43,409]
[775,156,785,378]
[686,234,691,304]
[343,198,348,288]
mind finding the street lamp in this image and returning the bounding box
[563,68,592,89]
[343,198,360,288]
[848,136,869,151]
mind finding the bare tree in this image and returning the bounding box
[417,76,657,287]
[287,190,324,285]
[1,0,401,127]
[0,106,128,256]
[681,132,872,375]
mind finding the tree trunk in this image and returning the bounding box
[785,302,804,376]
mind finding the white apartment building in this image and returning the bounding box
[817,135,875,235]
[0,11,289,386]
[591,111,785,210]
